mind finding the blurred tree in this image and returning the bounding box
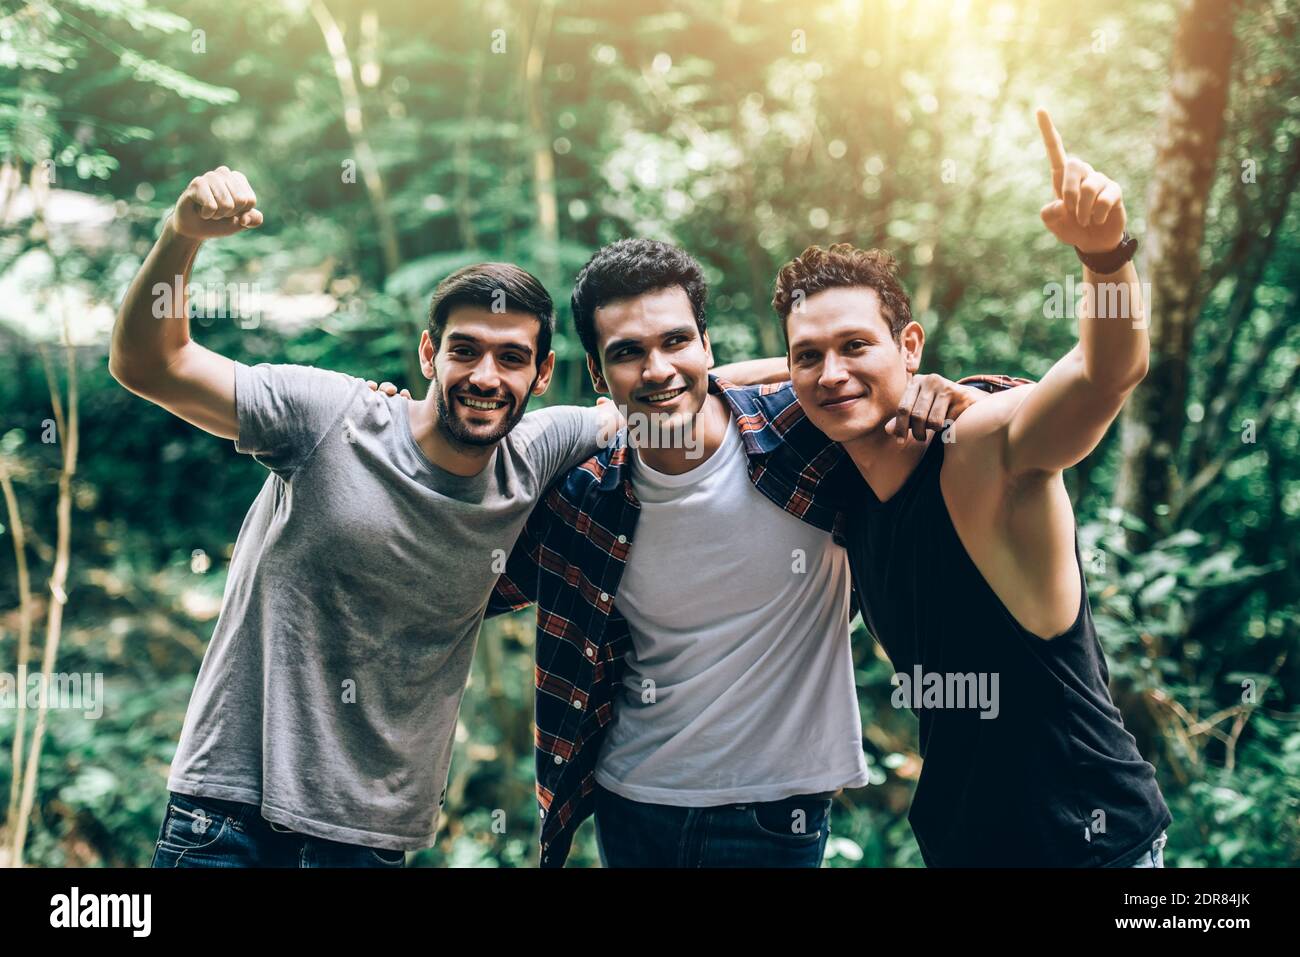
[0,0,1296,868]
[1115,0,1240,543]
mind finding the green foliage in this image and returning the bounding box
[0,0,1296,867]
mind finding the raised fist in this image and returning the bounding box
[172,166,263,240]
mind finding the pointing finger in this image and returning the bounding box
[1036,108,1067,174]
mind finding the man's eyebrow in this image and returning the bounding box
[603,336,641,357]
[604,326,695,357]
[447,332,533,358]
[790,326,877,353]
[659,325,695,340]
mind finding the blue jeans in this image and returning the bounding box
[150,792,406,868]
[1127,831,1168,868]
[593,784,832,868]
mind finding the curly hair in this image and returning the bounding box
[771,243,912,344]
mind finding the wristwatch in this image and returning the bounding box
[1074,232,1138,274]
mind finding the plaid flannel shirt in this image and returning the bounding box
[488,372,1027,866]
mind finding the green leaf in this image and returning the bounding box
[118,50,239,104]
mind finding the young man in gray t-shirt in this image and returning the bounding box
[111,166,615,866]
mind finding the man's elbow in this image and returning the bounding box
[109,348,133,388]
[1119,349,1150,393]
[109,350,145,393]
[1086,350,1148,398]
[109,350,168,399]
[1131,351,1150,387]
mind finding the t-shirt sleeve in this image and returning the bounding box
[485,499,551,618]
[515,404,607,489]
[234,362,360,475]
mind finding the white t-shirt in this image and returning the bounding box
[594,415,870,805]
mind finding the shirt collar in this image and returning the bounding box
[588,374,781,494]
[709,373,796,457]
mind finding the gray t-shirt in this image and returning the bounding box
[167,362,603,851]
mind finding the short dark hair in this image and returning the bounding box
[772,243,912,344]
[570,239,708,363]
[428,262,554,368]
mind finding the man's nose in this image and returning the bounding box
[819,354,849,389]
[468,354,502,391]
[642,348,674,384]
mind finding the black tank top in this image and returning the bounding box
[843,438,1170,866]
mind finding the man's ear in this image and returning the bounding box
[899,321,925,374]
[703,331,714,369]
[418,330,436,379]
[531,351,557,396]
[587,354,609,395]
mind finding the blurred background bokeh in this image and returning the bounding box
[1,0,1297,867]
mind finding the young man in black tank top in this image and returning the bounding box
[774,110,1171,866]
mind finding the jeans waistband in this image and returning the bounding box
[170,790,259,827]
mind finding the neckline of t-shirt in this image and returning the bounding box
[858,436,943,512]
[629,412,740,490]
[394,394,498,494]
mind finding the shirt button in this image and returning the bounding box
[572,699,583,709]
[585,647,594,658]
[600,592,610,602]
[617,535,627,544]
[553,754,563,765]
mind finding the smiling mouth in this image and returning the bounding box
[821,394,864,410]
[456,395,509,413]
[638,387,687,405]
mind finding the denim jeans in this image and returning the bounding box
[149,792,406,868]
[1127,831,1168,868]
[593,784,832,868]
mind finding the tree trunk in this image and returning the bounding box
[12,269,78,868]
[309,2,425,395]
[523,0,559,289]
[1113,0,1239,541]
[0,461,33,836]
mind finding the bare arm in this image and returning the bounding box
[1004,111,1148,476]
[109,167,263,439]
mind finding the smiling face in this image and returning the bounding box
[786,286,924,443]
[422,305,554,447]
[587,285,713,435]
